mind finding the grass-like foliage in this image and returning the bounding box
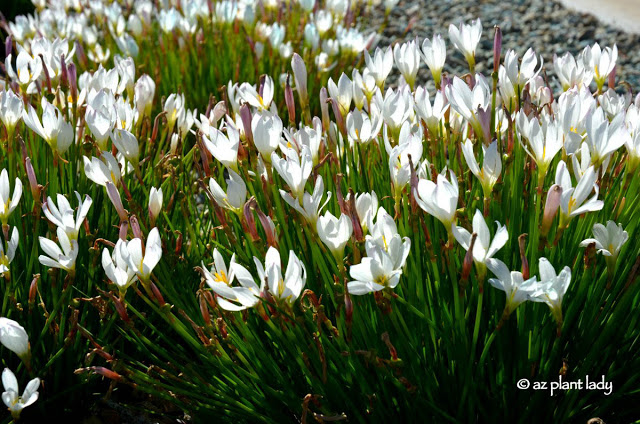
[0,1,639,423]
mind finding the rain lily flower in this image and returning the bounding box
[205,249,261,311]
[346,107,383,145]
[381,86,414,141]
[209,169,247,215]
[516,112,564,183]
[486,258,540,315]
[238,76,274,111]
[83,152,122,187]
[420,34,446,88]
[327,73,353,116]
[555,161,603,227]
[0,318,29,360]
[0,89,23,138]
[448,18,482,70]
[134,74,156,118]
[582,43,617,91]
[42,192,92,240]
[452,209,508,275]
[281,175,332,226]
[148,187,163,223]
[580,221,628,280]
[352,191,378,234]
[38,227,79,274]
[584,108,628,169]
[22,98,73,155]
[530,258,572,331]
[271,146,313,200]
[445,76,491,143]
[111,129,140,168]
[202,125,240,171]
[122,227,162,283]
[102,240,138,295]
[348,247,402,295]
[414,170,459,237]
[387,123,423,197]
[461,139,502,198]
[5,49,42,88]
[366,207,411,270]
[0,227,18,277]
[252,111,283,162]
[0,169,22,225]
[317,211,353,260]
[233,247,306,304]
[414,87,448,136]
[553,51,592,91]
[393,39,421,89]
[2,368,40,419]
[85,89,116,150]
[364,46,393,88]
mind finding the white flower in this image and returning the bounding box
[122,227,162,283]
[529,258,571,327]
[555,161,603,225]
[486,258,539,314]
[83,152,122,187]
[205,249,261,311]
[42,192,92,241]
[202,125,240,171]
[579,221,628,258]
[420,34,446,86]
[0,318,29,359]
[271,146,313,200]
[381,86,413,139]
[448,18,482,67]
[209,169,247,215]
[516,112,564,179]
[22,98,73,155]
[366,207,411,270]
[393,40,420,89]
[102,240,138,294]
[0,89,23,136]
[85,89,116,150]
[238,76,274,111]
[148,187,163,222]
[134,74,156,118]
[414,170,459,233]
[387,123,422,194]
[38,227,79,273]
[0,227,18,276]
[5,50,42,88]
[452,209,508,265]
[364,46,393,88]
[252,111,283,161]
[584,108,628,169]
[414,87,448,135]
[317,212,353,258]
[281,175,331,226]
[1,368,40,419]
[352,191,378,234]
[582,43,617,90]
[553,51,592,91]
[328,73,353,116]
[0,169,22,225]
[445,76,491,141]
[461,139,501,197]
[348,247,402,295]
[111,129,140,167]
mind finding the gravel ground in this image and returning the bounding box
[365,0,640,90]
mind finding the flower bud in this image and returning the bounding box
[291,53,308,106]
[0,318,29,360]
[148,187,163,223]
[493,26,502,73]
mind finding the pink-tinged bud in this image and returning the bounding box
[212,101,227,124]
[408,156,419,214]
[119,221,129,241]
[258,74,266,99]
[335,175,348,215]
[39,54,52,93]
[347,189,364,242]
[91,367,126,382]
[197,133,212,177]
[67,63,77,104]
[255,207,277,248]
[518,234,529,280]
[239,103,253,146]
[541,184,562,237]
[461,233,477,288]
[493,26,502,73]
[291,53,308,106]
[60,55,69,89]
[129,215,143,239]
[329,98,346,136]
[476,106,492,145]
[285,75,296,125]
[320,87,330,132]
[5,36,12,59]
[199,293,211,326]
[608,65,617,88]
[74,41,88,68]
[111,295,131,325]
[24,157,40,201]
[175,231,183,255]
[243,198,260,242]
[150,282,166,306]
[106,182,128,222]
[28,275,39,307]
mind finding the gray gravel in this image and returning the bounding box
[364,0,640,90]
